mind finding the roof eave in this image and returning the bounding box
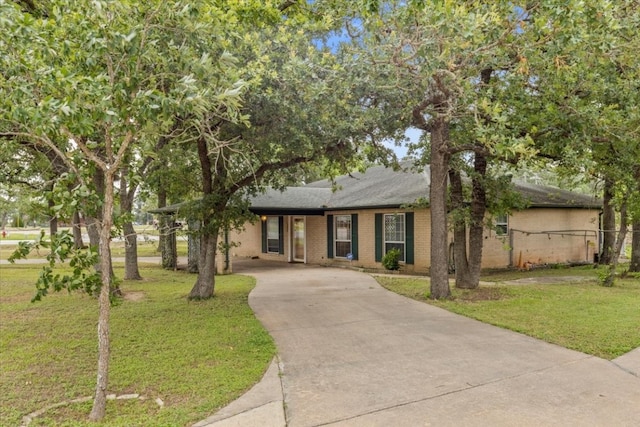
[528,203,602,209]
[249,208,326,216]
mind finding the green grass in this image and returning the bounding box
[0,237,188,259]
[0,263,275,426]
[375,266,640,360]
[108,239,189,257]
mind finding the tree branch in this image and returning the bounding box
[229,154,313,196]
[278,0,297,11]
[1,131,79,177]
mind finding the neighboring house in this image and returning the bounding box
[227,164,601,273]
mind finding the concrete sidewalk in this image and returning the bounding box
[197,260,640,427]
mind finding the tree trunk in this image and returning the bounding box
[89,171,115,421]
[455,68,492,288]
[630,166,640,273]
[448,168,471,286]
[189,230,218,299]
[73,211,85,249]
[48,195,58,236]
[86,216,100,249]
[602,200,628,287]
[157,187,167,254]
[631,220,640,272]
[122,221,141,279]
[450,154,488,290]
[87,170,116,289]
[429,117,451,299]
[188,136,220,299]
[187,219,200,273]
[599,178,615,265]
[160,214,177,269]
[464,153,488,289]
[119,169,142,280]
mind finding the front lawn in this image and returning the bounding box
[0,263,275,426]
[375,266,640,360]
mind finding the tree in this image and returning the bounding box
[0,0,245,419]
[183,1,400,299]
[326,1,576,298]
[518,0,640,282]
[117,133,174,279]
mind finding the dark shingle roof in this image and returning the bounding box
[249,164,601,212]
[151,164,601,215]
[305,164,429,209]
[249,187,332,214]
[512,180,600,208]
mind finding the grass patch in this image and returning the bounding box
[0,239,188,259]
[0,263,275,426]
[108,239,188,257]
[376,266,640,360]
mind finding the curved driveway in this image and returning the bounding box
[225,261,640,426]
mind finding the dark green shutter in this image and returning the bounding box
[261,219,267,253]
[327,215,334,258]
[278,216,284,255]
[351,214,358,260]
[405,212,414,264]
[375,213,383,262]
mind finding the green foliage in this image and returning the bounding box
[10,215,24,227]
[598,264,617,288]
[8,230,101,302]
[381,248,401,271]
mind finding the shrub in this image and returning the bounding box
[382,248,401,271]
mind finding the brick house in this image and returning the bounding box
[227,164,601,272]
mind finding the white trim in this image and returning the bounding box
[334,214,352,259]
[495,214,509,236]
[292,216,306,263]
[383,213,406,262]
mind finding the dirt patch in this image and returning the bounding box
[123,291,145,302]
[501,276,593,285]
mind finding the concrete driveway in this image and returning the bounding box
[198,260,640,427]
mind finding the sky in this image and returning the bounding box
[383,127,422,159]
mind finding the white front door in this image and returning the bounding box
[292,217,305,262]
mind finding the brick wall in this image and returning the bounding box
[224,207,599,272]
[479,208,599,268]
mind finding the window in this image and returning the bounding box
[327,214,358,260]
[334,215,352,258]
[495,214,509,236]
[267,217,280,253]
[384,213,405,262]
